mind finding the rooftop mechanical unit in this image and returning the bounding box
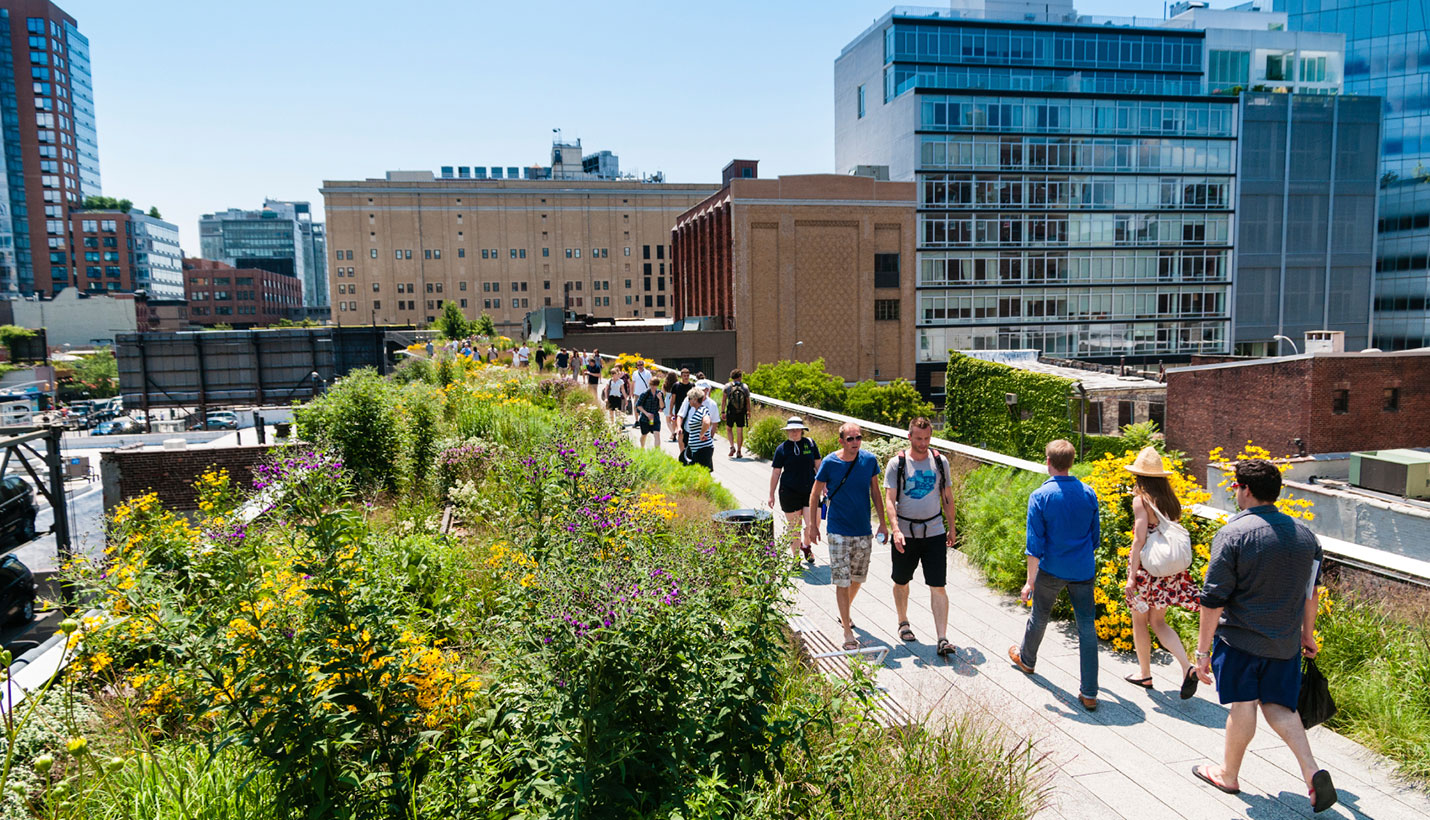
[1349,449,1430,500]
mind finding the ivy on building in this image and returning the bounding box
[943,352,1075,460]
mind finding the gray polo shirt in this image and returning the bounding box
[1201,505,1322,660]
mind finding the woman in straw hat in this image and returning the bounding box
[1123,446,1202,699]
[768,416,821,564]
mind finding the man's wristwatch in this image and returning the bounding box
[1195,649,1210,661]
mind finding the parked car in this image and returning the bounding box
[190,411,239,431]
[0,553,38,624]
[92,418,141,436]
[0,475,36,551]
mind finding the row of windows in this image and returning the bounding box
[890,65,1202,101]
[919,96,1235,138]
[917,287,1227,324]
[77,219,118,232]
[919,135,1235,173]
[917,320,1226,361]
[885,23,1203,73]
[920,174,1230,211]
[919,212,1231,248]
[1331,387,1400,415]
[336,244,669,262]
[918,249,1227,286]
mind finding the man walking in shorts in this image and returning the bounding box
[805,422,887,651]
[884,417,957,656]
[1192,459,1337,813]
[722,369,752,458]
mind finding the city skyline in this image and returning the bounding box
[68,0,1174,253]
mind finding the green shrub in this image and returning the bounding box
[953,466,1045,595]
[744,359,846,411]
[746,415,787,460]
[628,446,739,509]
[843,379,935,429]
[293,368,401,491]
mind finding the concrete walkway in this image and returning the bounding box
[630,425,1430,820]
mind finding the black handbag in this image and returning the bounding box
[1298,657,1337,729]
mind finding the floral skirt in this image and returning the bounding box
[1126,567,1201,614]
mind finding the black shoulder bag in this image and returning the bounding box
[820,455,859,521]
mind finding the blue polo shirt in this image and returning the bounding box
[1025,475,1100,583]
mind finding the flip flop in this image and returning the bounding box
[1310,770,1338,813]
[1193,765,1240,795]
[1124,674,1154,689]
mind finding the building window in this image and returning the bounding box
[1148,402,1165,430]
[1118,400,1134,428]
[565,248,572,258]
[372,301,380,311]
[1332,389,1349,415]
[510,249,518,259]
[643,245,651,260]
[624,247,630,256]
[874,253,899,288]
[396,250,403,260]
[1266,53,1290,81]
[434,249,441,259]
[857,84,866,118]
[542,248,549,257]
[873,299,900,321]
[458,248,465,258]
[1384,387,1400,413]
[1084,401,1104,434]
[371,249,378,258]
[459,281,467,291]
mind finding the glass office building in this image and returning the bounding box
[199,199,327,309]
[1280,0,1430,349]
[837,4,1238,391]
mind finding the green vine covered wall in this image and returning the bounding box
[943,352,1075,460]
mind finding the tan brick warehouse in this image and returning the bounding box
[320,173,717,332]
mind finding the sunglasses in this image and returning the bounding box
[843,435,863,442]
[1229,482,1241,489]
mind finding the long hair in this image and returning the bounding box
[663,372,677,392]
[1133,474,1181,522]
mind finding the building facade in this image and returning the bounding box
[183,257,302,328]
[198,199,326,310]
[1279,0,1430,350]
[320,166,716,332]
[1231,92,1380,354]
[0,0,100,296]
[69,207,183,298]
[671,166,917,383]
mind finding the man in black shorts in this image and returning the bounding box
[883,416,957,656]
[668,368,693,443]
[722,369,752,458]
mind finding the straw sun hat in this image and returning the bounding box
[1124,446,1173,477]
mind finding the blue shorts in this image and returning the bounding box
[1211,639,1302,711]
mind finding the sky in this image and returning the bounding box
[63,0,1171,252]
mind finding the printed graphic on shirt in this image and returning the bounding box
[903,469,936,500]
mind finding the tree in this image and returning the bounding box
[0,325,35,359]
[843,379,935,429]
[436,302,470,341]
[744,358,847,412]
[81,195,133,213]
[57,348,118,400]
[147,206,162,219]
[472,313,496,338]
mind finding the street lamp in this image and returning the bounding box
[1272,335,1299,356]
[792,340,804,362]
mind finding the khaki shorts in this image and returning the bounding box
[827,533,872,588]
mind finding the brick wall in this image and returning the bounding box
[101,444,277,513]
[1166,353,1430,472]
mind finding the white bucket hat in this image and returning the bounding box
[783,416,809,431]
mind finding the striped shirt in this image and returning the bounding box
[680,398,719,451]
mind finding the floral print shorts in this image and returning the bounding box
[826,533,872,588]
[1126,567,1202,614]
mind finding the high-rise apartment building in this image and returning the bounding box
[0,0,100,295]
[70,206,183,298]
[1279,0,1430,350]
[321,144,715,330]
[836,1,1377,396]
[198,199,327,310]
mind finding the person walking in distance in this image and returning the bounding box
[516,342,530,368]
[1122,446,1201,697]
[677,386,719,470]
[1008,440,1102,711]
[601,366,627,426]
[584,350,603,397]
[554,348,570,376]
[668,369,693,442]
[1191,459,1337,813]
[722,369,752,458]
[635,376,663,449]
[534,345,547,371]
[631,359,653,415]
[661,372,678,444]
[884,417,957,657]
[805,422,887,651]
[768,416,820,563]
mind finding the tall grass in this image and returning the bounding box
[953,467,1047,594]
[76,744,274,820]
[628,446,739,510]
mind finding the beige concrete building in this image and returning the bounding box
[673,165,917,384]
[320,170,718,331]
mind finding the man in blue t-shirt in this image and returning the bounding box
[1008,439,1102,711]
[805,422,887,651]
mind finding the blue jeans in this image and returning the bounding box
[1019,570,1099,700]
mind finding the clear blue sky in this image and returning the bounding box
[64,0,1168,252]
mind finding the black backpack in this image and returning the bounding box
[894,450,947,502]
[726,382,750,413]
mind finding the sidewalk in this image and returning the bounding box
[630,424,1430,820]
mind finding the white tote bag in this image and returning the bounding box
[1140,502,1193,577]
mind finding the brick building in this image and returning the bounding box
[183,258,301,328]
[1165,350,1430,470]
[671,163,917,383]
[70,208,183,297]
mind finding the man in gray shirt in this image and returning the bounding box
[1192,459,1336,813]
[883,417,956,657]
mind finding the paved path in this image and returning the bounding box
[628,424,1430,820]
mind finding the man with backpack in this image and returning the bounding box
[722,369,752,458]
[883,417,957,657]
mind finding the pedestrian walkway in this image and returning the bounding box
[628,424,1430,820]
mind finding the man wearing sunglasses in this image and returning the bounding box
[806,422,888,651]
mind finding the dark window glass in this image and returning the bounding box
[873,299,900,321]
[1118,400,1134,428]
[1332,389,1349,415]
[874,253,900,288]
[1383,387,1399,412]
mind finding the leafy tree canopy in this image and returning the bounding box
[81,195,133,213]
[744,358,847,412]
[844,378,936,429]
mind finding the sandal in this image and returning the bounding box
[1192,765,1240,795]
[1310,770,1337,813]
[1180,668,1200,700]
[801,545,815,563]
[842,638,860,651]
[898,621,916,642]
[1124,673,1154,689]
[936,638,956,656]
